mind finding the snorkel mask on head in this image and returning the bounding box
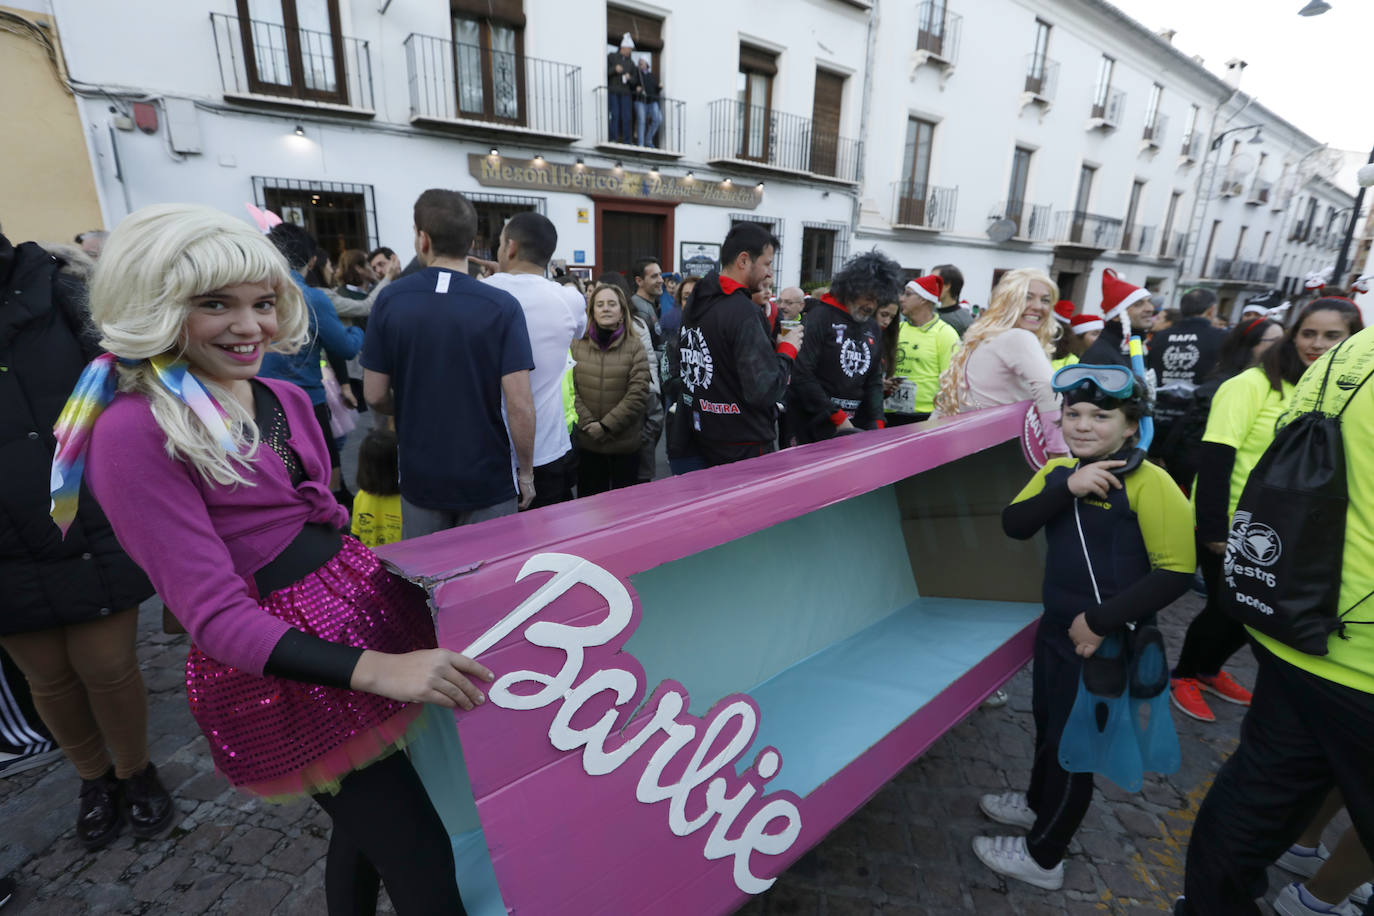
[1052,363,1149,413]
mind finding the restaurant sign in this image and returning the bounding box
[467,154,762,210]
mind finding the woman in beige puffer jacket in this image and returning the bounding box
[571,283,652,495]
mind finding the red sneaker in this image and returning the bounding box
[1196,671,1253,707]
[1170,678,1216,723]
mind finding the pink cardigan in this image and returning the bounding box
[85,378,348,675]
[955,329,1067,453]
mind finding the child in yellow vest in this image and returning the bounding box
[350,427,403,548]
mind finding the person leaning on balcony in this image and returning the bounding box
[607,33,640,145]
[931,263,973,338]
[931,268,1068,456]
[635,58,663,148]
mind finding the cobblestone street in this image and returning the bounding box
[0,591,1345,914]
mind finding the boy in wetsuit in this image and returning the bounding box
[973,366,1195,889]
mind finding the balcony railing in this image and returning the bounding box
[1122,224,1156,255]
[404,33,581,137]
[1023,54,1059,102]
[1247,178,1273,206]
[590,87,684,155]
[1264,265,1281,284]
[892,181,958,230]
[1143,113,1168,147]
[1090,87,1126,128]
[993,199,1052,240]
[1180,131,1202,161]
[1210,258,1268,282]
[1054,210,1123,249]
[1161,231,1187,260]
[211,12,373,111]
[706,99,861,182]
[915,2,962,66]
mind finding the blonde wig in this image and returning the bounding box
[933,268,1060,416]
[87,203,309,486]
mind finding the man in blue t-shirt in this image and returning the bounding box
[362,189,536,536]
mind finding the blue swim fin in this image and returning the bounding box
[1058,632,1144,792]
[1129,626,1180,776]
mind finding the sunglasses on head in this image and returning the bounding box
[1052,363,1138,399]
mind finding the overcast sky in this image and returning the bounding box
[1107,0,1372,166]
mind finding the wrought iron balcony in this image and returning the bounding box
[706,99,861,182]
[590,87,685,156]
[1089,87,1125,128]
[211,12,373,112]
[1121,224,1156,255]
[915,2,962,66]
[892,182,958,230]
[1054,211,1123,249]
[1023,54,1058,102]
[1209,258,1267,282]
[1161,231,1188,260]
[1143,113,1168,147]
[1247,178,1273,206]
[992,199,1052,240]
[404,33,581,138]
[1264,265,1281,284]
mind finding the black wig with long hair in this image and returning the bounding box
[829,249,906,309]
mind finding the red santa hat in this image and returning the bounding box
[1053,300,1076,325]
[905,274,944,305]
[1071,313,1104,335]
[1099,268,1151,319]
[1304,272,1327,293]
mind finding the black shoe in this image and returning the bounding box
[122,762,175,840]
[77,769,123,850]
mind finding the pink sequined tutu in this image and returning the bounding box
[185,535,435,799]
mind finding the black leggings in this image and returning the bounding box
[1172,536,1250,679]
[312,751,465,916]
[1025,617,1095,869]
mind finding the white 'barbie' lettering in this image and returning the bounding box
[463,552,802,894]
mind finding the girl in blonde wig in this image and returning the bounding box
[933,268,1068,455]
[63,204,491,915]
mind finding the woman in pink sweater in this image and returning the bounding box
[932,268,1068,455]
[56,204,489,915]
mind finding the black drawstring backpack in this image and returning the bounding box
[1220,339,1374,655]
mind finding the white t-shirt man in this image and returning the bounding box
[481,273,587,468]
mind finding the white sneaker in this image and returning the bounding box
[1352,882,1371,907]
[1277,843,1332,879]
[1273,882,1361,916]
[983,689,1009,708]
[979,791,1037,829]
[971,834,1064,890]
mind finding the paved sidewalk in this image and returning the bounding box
[0,592,1345,914]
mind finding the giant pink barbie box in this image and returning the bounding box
[377,402,1049,914]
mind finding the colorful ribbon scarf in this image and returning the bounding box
[49,353,235,536]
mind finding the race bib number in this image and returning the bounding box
[883,379,917,415]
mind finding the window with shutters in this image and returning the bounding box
[606,6,663,74]
[896,117,935,225]
[737,45,776,161]
[451,0,526,124]
[235,0,347,103]
[810,69,845,177]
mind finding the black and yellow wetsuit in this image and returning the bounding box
[1002,451,1194,869]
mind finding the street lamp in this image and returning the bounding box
[1332,145,1374,287]
[1190,124,1265,278]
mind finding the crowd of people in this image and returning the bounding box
[0,189,1371,916]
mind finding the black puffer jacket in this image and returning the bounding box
[0,236,153,635]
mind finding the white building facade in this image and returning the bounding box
[42,0,1352,319]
